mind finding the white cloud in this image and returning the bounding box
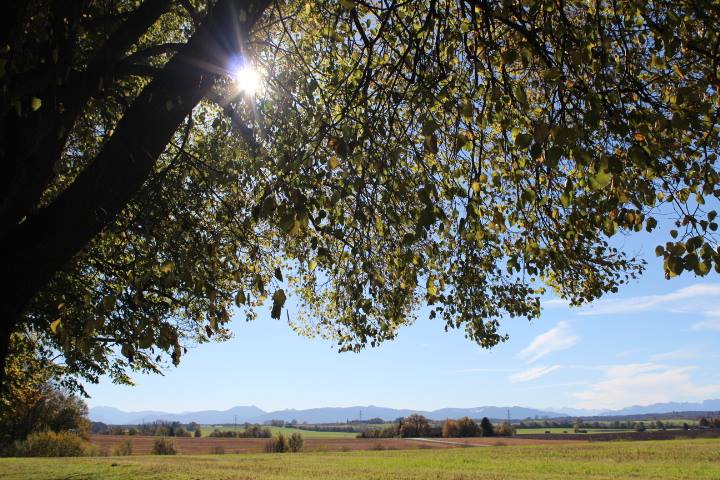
[573,363,720,409]
[509,365,561,383]
[579,283,720,317]
[519,321,579,363]
[692,318,720,332]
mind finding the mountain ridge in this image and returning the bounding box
[89,399,720,424]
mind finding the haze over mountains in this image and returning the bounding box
[89,399,720,424]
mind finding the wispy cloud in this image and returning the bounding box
[573,363,720,409]
[650,346,704,362]
[519,321,579,363]
[544,298,570,307]
[692,318,720,332]
[579,284,720,317]
[510,365,561,383]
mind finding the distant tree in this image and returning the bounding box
[699,417,710,427]
[442,419,459,438]
[90,422,108,435]
[480,417,495,437]
[194,428,202,438]
[457,417,480,437]
[128,427,138,436]
[683,423,690,430]
[495,422,515,437]
[636,422,647,432]
[399,414,430,438]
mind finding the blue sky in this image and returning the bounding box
[85,226,720,413]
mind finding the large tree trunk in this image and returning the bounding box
[0,0,270,392]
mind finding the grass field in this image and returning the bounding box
[199,425,357,438]
[2,438,719,479]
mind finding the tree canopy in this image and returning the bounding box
[1,0,719,392]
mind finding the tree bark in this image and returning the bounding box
[0,0,270,392]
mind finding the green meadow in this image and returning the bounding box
[2,438,719,480]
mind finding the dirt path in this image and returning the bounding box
[407,438,489,447]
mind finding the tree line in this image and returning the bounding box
[358,414,514,438]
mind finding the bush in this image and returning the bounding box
[151,438,176,455]
[288,433,304,452]
[265,433,288,453]
[209,445,225,454]
[13,431,90,457]
[194,428,202,438]
[113,439,133,456]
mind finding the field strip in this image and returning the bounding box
[406,438,490,447]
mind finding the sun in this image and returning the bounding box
[232,64,262,95]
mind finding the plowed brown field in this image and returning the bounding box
[89,434,581,455]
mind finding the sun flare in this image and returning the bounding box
[232,64,262,95]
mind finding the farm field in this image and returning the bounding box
[199,425,357,438]
[87,434,572,455]
[2,438,719,479]
[516,427,637,435]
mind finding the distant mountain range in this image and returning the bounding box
[89,399,720,425]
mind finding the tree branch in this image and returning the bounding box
[2,0,271,330]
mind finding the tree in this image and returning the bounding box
[399,414,430,438]
[442,419,459,438]
[480,417,494,437]
[456,416,480,437]
[3,0,720,391]
[0,333,89,453]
